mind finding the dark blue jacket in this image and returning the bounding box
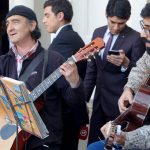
[49,25,87,80]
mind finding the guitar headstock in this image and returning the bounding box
[73,37,104,62]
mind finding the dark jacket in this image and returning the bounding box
[49,25,89,126]
[84,25,146,118]
[49,25,87,80]
[0,42,87,148]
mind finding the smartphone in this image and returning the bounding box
[108,50,120,55]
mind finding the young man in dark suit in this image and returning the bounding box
[43,0,87,80]
[84,0,146,145]
[87,4,150,150]
[43,1,88,150]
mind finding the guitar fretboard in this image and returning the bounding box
[28,37,104,101]
[30,56,75,101]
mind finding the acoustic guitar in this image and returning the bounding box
[105,77,150,150]
[0,37,105,150]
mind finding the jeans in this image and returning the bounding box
[87,140,122,150]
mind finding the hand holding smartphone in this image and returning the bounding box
[108,50,120,55]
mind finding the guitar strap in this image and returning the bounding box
[19,50,45,82]
[42,49,48,102]
[19,49,48,101]
[42,49,48,83]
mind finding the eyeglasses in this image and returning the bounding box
[140,20,150,36]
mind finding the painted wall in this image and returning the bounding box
[9,0,148,47]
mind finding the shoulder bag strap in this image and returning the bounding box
[19,50,44,82]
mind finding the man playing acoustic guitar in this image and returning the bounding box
[1,5,88,150]
[87,3,150,150]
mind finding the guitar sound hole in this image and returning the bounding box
[120,121,129,131]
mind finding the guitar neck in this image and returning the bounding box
[29,37,104,101]
[30,56,75,101]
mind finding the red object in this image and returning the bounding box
[79,125,88,140]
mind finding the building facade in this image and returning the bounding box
[0,0,148,49]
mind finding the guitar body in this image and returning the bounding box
[11,131,31,150]
[114,84,150,131]
[105,79,150,149]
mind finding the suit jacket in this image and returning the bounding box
[49,25,88,126]
[84,25,145,118]
[49,25,87,80]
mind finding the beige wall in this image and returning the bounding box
[34,0,50,49]
[9,0,148,46]
[71,0,147,43]
[9,0,34,10]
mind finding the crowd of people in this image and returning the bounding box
[0,0,150,150]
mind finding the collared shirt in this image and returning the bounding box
[11,41,39,76]
[55,24,70,38]
[99,28,119,58]
[99,28,127,72]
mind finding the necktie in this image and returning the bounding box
[103,33,113,61]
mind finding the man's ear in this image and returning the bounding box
[57,12,64,21]
[30,20,37,31]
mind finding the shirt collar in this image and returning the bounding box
[11,41,39,60]
[106,28,111,36]
[54,23,70,38]
[106,28,119,37]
